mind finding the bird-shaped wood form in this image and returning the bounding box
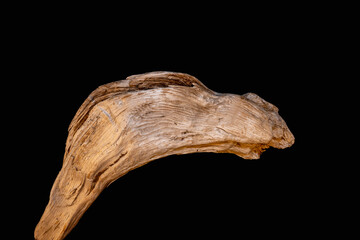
[35,71,294,240]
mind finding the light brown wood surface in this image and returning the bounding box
[35,71,294,240]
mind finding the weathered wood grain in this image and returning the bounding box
[35,71,294,240]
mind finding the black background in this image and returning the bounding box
[15,6,333,239]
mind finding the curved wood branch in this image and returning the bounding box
[35,71,294,240]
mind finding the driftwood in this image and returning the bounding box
[35,71,294,240]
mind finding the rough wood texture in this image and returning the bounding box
[35,71,294,240]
